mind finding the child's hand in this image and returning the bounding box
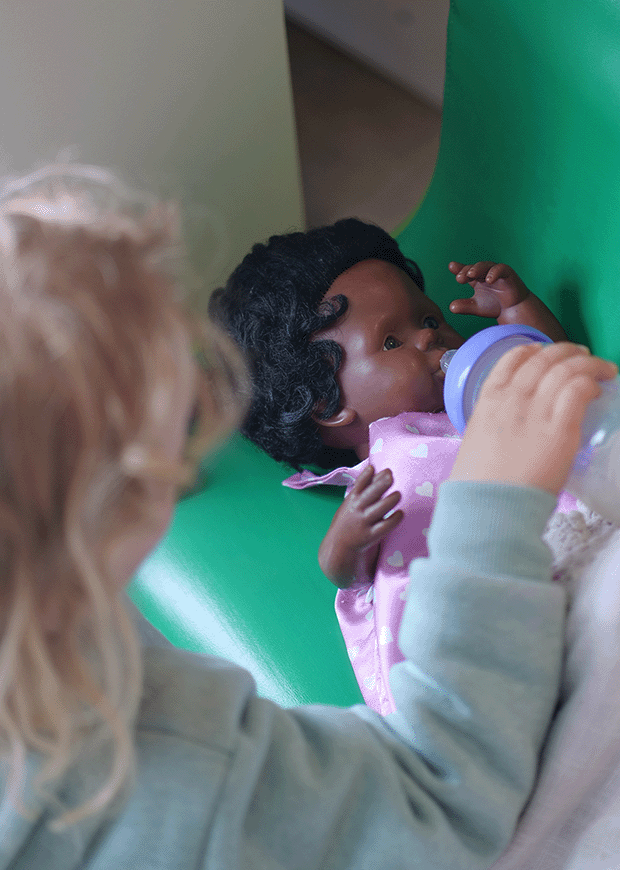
[318,466,403,588]
[448,260,568,341]
[449,342,618,496]
[448,261,530,319]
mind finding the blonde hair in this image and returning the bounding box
[0,164,247,831]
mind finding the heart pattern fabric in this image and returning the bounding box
[283,410,579,714]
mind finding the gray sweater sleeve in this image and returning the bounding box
[1,482,567,870]
[199,480,566,869]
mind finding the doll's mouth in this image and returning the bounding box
[434,366,446,381]
[430,366,446,412]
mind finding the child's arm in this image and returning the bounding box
[448,260,568,342]
[318,466,403,588]
[223,343,618,870]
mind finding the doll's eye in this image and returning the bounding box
[383,335,402,350]
[422,315,440,330]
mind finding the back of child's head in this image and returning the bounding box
[0,162,194,831]
[209,217,424,469]
[0,162,248,836]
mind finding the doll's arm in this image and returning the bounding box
[318,466,403,588]
[449,261,568,342]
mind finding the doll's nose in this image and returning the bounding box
[414,328,438,352]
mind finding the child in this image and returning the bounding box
[209,218,575,712]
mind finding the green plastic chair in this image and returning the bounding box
[129,0,620,707]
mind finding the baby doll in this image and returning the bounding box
[209,218,573,712]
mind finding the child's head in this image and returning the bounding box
[0,163,246,829]
[210,218,463,467]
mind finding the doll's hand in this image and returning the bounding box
[449,342,618,495]
[318,466,403,588]
[448,260,568,340]
[448,261,529,319]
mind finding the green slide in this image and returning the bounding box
[129,0,620,706]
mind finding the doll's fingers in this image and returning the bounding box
[449,261,476,283]
[484,263,511,283]
[450,297,497,318]
[350,464,379,494]
[464,261,496,281]
[450,297,475,313]
[451,261,497,284]
[354,468,395,507]
[363,489,402,522]
[454,268,476,283]
[368,509,404,543]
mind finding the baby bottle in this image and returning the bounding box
[441,324,620,524]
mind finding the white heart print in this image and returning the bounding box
[370,438,383,454]
[387,550,404,568]
[347,645,359,661]
[415,481,434,497]
[409,443,429,458]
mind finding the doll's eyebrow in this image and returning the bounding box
[370,294,421,343]
[370,312,400,348]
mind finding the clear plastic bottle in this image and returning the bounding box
[442,324,620,523]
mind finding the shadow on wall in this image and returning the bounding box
[284,0,449,109]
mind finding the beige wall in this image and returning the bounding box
[0,1,304,304]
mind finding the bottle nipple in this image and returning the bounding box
[440,349,457,373]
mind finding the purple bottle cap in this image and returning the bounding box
[443,324,552,433]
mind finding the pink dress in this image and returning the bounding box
[284,411,578,715]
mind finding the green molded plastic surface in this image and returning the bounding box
[129,434,363,707]
[398,0,620,364]
[131,0,620,707]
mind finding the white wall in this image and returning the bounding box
[0,0,304,304]
[285,0,449,108]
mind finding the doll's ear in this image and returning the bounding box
[312,406,356,429]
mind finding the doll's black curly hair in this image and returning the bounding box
[209,218,424,470]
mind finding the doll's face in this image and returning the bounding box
[313,259,464,459]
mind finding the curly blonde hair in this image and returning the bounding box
[0,164,247,831]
